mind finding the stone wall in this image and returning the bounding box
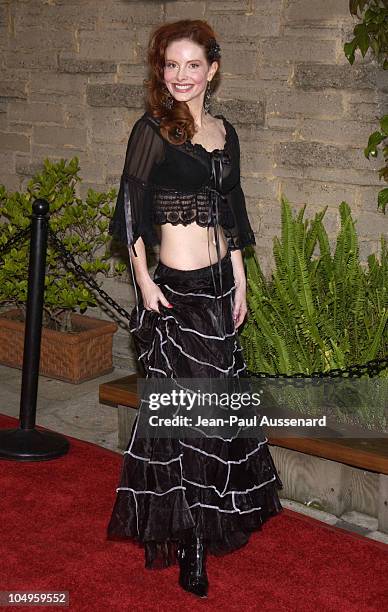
[0,0,387,369]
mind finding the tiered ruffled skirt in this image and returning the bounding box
[107,249,283,568]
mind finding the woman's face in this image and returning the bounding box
[163,38,218,105]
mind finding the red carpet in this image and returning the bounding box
[0,413,387,612]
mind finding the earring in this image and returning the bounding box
[161,86,174,110]
[204,81,212,114]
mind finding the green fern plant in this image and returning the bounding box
[240,196,387,376]
[240,196,387,430]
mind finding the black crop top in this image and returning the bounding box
[109,111,256,333]
[109,111,256,256]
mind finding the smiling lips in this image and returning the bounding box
[172,83,194,92]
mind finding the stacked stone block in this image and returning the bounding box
[0,0,386,367]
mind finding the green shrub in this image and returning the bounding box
[0,157,127,332]
[344,0,388,212]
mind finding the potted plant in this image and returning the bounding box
[0,157,128,384]
[240,196,387,432]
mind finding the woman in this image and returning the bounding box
[107,19,283,599]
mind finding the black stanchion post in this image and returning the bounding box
[0,199,69,460]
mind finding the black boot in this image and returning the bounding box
[177,536,209,598]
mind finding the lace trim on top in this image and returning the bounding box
[182,115,231,158]
[153,189,235,228]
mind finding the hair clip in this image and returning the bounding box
[207,38,221,62]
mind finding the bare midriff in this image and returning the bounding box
[158,222,228,270]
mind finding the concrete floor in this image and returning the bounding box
[1,363,387,546]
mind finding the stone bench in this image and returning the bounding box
[99,374,388,533]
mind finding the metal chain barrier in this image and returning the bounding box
[47,226,387,383]
[47,227,134,325]
[246,357,388,386]
[0,227,31,263]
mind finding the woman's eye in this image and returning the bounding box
[165,62,199,69]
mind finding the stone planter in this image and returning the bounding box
[0,308,118,384]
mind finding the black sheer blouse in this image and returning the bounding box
[109,111,256,330]
[109,111,256,257]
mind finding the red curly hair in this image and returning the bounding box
[144,19,221,145]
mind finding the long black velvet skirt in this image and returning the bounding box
[107,249,283,569]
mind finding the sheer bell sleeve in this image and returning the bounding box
[109,113,165,256]
[222,125,256,251]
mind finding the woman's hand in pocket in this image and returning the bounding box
[138,277,172,314]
